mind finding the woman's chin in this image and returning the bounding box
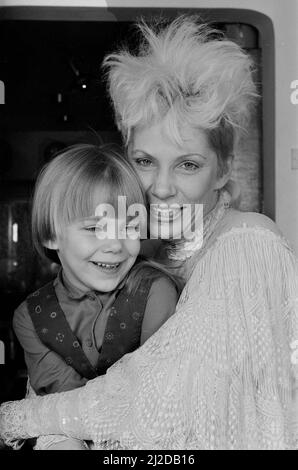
[149,221,185,240]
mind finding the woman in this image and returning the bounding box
[0,15,297,450]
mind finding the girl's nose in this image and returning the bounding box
[151,170,176,200]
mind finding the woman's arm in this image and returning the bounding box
[0,384,92,448]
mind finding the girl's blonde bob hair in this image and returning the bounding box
[32,143,146,261]
[32,143,182,294]
[104,15,258,175]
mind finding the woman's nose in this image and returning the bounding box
[101,238,123,254]
[151,170,176,200]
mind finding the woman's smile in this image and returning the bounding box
[150,204,182,222]
[129,120,230,239]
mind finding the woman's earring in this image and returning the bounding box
[222,190,231,208]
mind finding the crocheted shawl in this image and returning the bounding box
[1,225,298,449]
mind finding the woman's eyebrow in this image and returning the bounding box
[131,149,156,159]
[132,149,207,160]
[175,153,207,161]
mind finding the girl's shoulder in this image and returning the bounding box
[147,275,178,299]
[126,256,183,296]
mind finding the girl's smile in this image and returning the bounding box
[89,259,125,275]
[46,216,141,293]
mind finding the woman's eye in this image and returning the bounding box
[126,224,140,238]
[85,227,97,232]
[179,162,200,172]
[133,158,153,168]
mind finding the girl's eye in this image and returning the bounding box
[179,161,201,172]
[85,226,105,233]
[96,225,107,232]
[126,224,140,231]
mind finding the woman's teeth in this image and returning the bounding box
[151,205,182,219]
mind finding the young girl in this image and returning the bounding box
[12,143,181,450]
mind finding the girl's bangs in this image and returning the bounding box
[59,167,146,225]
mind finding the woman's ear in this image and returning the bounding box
[43,239,59,250]
[215,154,234,190]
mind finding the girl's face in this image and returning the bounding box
[47,216,141,293]
[128,119,231,239]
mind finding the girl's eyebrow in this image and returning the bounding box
[131,149,207,160]
[80,215,139,224]
[80,216,105,224]
[126,215,140,224]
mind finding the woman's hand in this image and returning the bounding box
[36,437,88,450]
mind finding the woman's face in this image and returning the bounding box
[128,119,230,239]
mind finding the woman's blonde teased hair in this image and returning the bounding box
[103,15,258,171]
[32,143,146,261]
